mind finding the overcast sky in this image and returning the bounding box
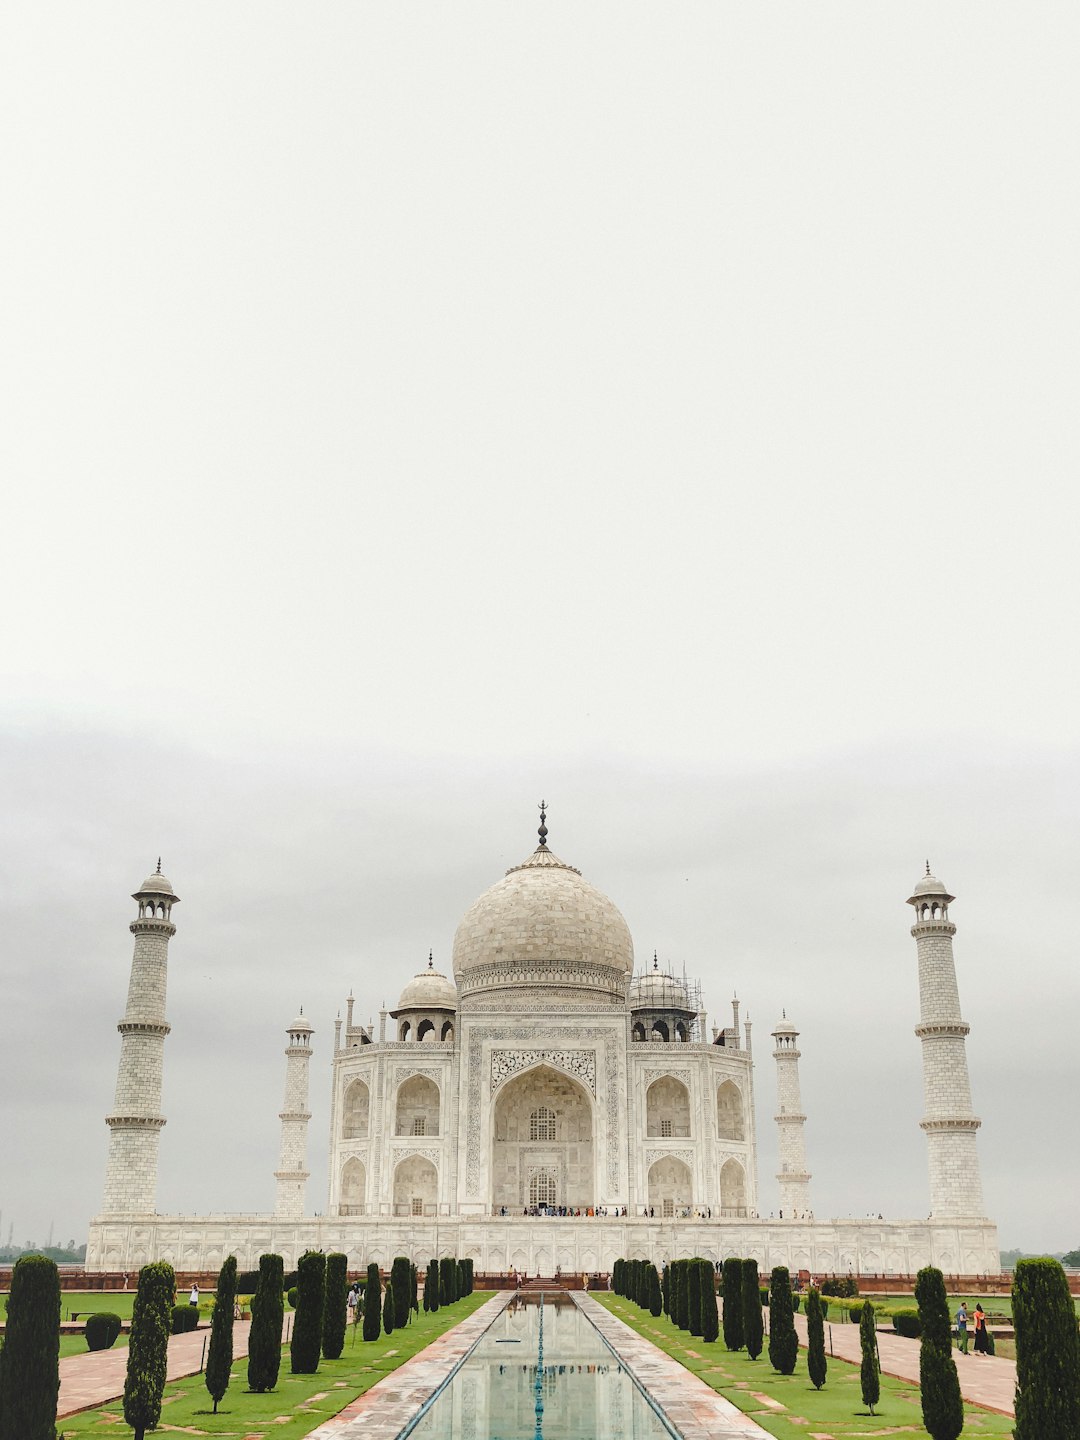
[2,4,1078,1256]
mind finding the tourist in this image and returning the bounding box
[955,1301,969,1353]
[972,1303,990,1355]
[189,1282,199,1307]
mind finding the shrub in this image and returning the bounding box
[248,1253,285,1393]
[291,1250,326,1374]
[440,1257,457,1306]
[123,1261,175,1440]
[661,1263,671,1316]
[322,1254,348,1361]
[860,1301,880,1416]
[700,1260,719,1343]
[822,1275,859,1298]
[235,1270,260,1292]
[362,1263,381,1342]
[892,1308,922,1338]
[767,1266,798,1375]
[648,1263,663,1318]
[86,1311,123,1351]
[0,1252,61,1440]
[759,1286,770,1307]
[425,1258,440,1312]
[456,1260,468,1307]
[687,1258,703,1336]
[171,1304,198,1334]
[792,1292,801,1312]
[390,1257,411,1330]
[382,1277,395,1335]
[205,1255,237,1413]
[1013,1256,1080,1440]
[806,1287,827,1390]
[287,1287,298,1308]
[722,1258,744,1351]
[741,1258,764,1360]
[915,1266,963,1440]
[849,1303,863,1323]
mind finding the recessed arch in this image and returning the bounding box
[646,1076,690,1138]
[720,1157,747,1216]
[717,1080,744,1141]
[648,1156,692,1216]
[396,1075,440,1136]
[340,1156,366,1214]
[491,1063,594,1213]
[342,1078,370,1139]
[440,1020,454,1042]
[393,1154,437,1215]
[417,1019,436,1042]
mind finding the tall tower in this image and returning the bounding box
[274,1012,314,1218]
[102,864,178,1215]
[908,866,984,1217]
[772,1013,811,1218]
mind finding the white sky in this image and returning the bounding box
[2,4,1078,1255]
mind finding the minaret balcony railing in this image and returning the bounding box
[105,1113,166,1129]
[914,1020,970,1039]
[919,1116,981,1131]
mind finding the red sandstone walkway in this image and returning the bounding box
[58,1317,269,1417]
[791,1311,1017,1417]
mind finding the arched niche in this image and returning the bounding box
[648,1156,692,1216]
[340,1157,366,1214]
[716,1080,744,1141]
[342,1078,370,1139]
[417,1019,436,1042]
[440,1020,454,1042]
[720,1157,747,1216]
[632,1021,647,1042]
[393,1155,438,1215]
[395,1075,440,1136]
[645,1076,691,1138]
[491,1064,594,1213]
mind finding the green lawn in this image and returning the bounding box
[594,1294,1015,1440]
[60,1332,130,1359]
[58,1292,489,1440]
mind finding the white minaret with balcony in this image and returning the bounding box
[101,863,178,1215]
[908,865,984,1217]
[274,1011,314,1218]
[772,1012,811,1218]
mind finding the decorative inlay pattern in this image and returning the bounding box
[393,1147,441,1167]
[642,1067,692,1087]
[645,1149,694,1166]
[466,1026,621,1194]
[392,1065,445,1087]
[490,1049,596,1096]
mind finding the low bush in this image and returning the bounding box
[759,1287,770,1307]
[287,1287,298,1308]
[86,1312,123,1351]
[235,1270,260,1292]
[792,1293,801,1312]
[849,1303,864,1323]
[822,1275,860,1298]
[892,1308,922,1338]
[171,1305,199,1334]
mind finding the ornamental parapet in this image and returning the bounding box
[278,1110,311,1122]
[117,1020,171,1038]
[910,920,957,938]
[774,1112,807,1124]
[128,918,177,938]
[914,1021,970,1039]
[920,1116,981,1132]
[105,1113,166,1129]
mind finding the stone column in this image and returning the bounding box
[908,867,984,1217]
[274,1012,314,1218]
[772,1013,811,1218]
[102,865,178,1215]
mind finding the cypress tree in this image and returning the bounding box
[767,1266,798,1375]
[248,1253,285,1392]
[0,1252,60,1440]
[1013,1256,1080,1440]
[440,1256,456,1305]
[700,1261,719,1344]
[677,1260,691,1330]
[742,1258,764,1360]
[322,1253,348,1362]
[382,1276,395,1335]
[426,1258,440,1312]
[722,1258,744,1351]
[859,1300,880,1416]
[290,1250,326,1374]
[411,1262,419,1315]
[390,1257,411,1330]
[649,1263,663,1317]
[122,1261,175,1440]
[362,1264,381,1342]
[669,1261,683,1328]
[456,1260,467,1307]
[806,1287,827,1390]
[205,1255,237,1413]
[687,1258,703,1336]
[661,1264,671,1316]
[915,1266,963,1440]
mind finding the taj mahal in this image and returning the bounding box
[86,807,1000,1277]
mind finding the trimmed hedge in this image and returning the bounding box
[767,1266,798,1374]
[291,1250,326,1374]
[0,1252,61,1440]
[322,1253,349,1361]
[86,1312,123,1351]
[171,1304,199,1334]
[287,1287,298,1309]
[205,1255,237,1414]
[892,1308,922,1338]
[1013,1257,1080,1440]
[123,1261,175,1440]
[248,1253,285,1393]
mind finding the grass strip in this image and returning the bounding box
[58,1290,489,1440]
[593,1293,1015,1439]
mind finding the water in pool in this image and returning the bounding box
[406,1294,678,1440]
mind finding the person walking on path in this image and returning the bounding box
[189,1283,199,1308]
[972,1303,990,1355]
[955,1301,969,1353]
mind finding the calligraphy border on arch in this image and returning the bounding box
[490,1049,596,1097]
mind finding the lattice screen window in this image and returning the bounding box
[530,1106,556,1142]
[529,1171,557,1207]
[412,1117,426,1136]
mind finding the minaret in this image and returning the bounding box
[102,863,178,1215]
[772,1012,811,1218]
[274,1011,314,1218]
[908,865,984,1217]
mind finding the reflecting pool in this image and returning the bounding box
[406,1294,679,1440]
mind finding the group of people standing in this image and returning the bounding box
[954,1301,991,1355]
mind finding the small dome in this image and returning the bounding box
[288,1012,313,1034]
[773,1014,797,1035]
[134,866,176,898]
[912,871,948,896]
[396,963,458,1013]
[630,967,688,1010]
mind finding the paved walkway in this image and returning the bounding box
[59,1318,258,1417]
[792,1311,1017,1417]
[304,1291,513,1439]
[576,1292,770,1439]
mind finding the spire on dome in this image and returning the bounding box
[156,857,162,874]
[537,799,549,850]
[926,859,931,876]
[428,950,434,969]
[653,951,659,970]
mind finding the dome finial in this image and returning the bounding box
[156,856,162,874]
[653,950,658,970]
[428,949,433,969]
[926,859,931,876]
[537,799,549,849]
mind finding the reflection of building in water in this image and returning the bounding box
[86,818,999,1277]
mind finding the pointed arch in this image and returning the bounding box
[340,1156,366,1214]
[720,1157,747,1216]
[716,1080,744,1140]
[645,1076,690,1138]
[342,1078,370,1139]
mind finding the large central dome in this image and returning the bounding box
[452,841,634,1008]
